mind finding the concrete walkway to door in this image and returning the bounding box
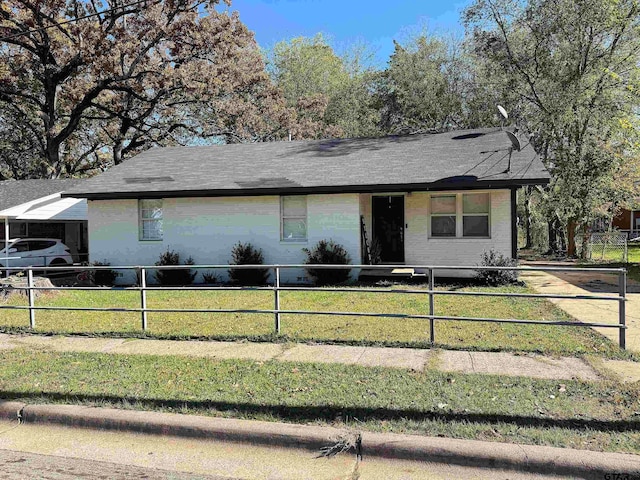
[521,263,640,356]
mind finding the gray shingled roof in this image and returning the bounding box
[64,128,549,199]
[0,179,83,211]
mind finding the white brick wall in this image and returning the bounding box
[89,190,512,283]
[360,190,513,277]
[405,190,512,276]
[89,194,361,284]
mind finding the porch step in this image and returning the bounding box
[358,268,427,279]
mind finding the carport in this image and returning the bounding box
[0,180,88,270]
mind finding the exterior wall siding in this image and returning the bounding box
[612,209,632,231]
[88,194,361,284]
[612,209,640,232]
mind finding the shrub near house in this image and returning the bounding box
[303,240,352,286]
[90,261,118,286]
[228,242,269,286]
[154,249,196,286]
[475,249,518,286]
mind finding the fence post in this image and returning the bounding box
[624,237,628,263]
[27,268,35,329]
[274,266,281,333]
[619,269,626,350]
[139,267,148,331]
[429,267,435,344]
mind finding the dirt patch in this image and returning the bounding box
[0,275,56,299]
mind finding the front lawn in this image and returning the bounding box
[1,348,638,454]
[0,284,623,357]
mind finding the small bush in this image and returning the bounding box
[303,239,352,286]
[91,261,118,286]
[228,242,269,286]
[475,249,518,286]
[202,272,218,284]
[154,249,196,286]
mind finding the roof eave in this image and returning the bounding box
[63,177,550,200]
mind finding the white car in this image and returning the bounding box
[0,238,74,268]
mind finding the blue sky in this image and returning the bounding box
[224,0,473,66]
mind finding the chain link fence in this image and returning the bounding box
[587,232,628,262]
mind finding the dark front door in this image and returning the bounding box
[372,196,404,263]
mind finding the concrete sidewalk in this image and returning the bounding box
[0,333,611,382]
[521,268,640,383]
[521,267,639,349]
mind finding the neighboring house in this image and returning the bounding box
[612,199,640,239]
[63,128,550,283]
[593,197,640,239]
[0,179,89,261]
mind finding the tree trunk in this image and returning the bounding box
[45,140,60,177]
[580,225,590,260]
[558,224,567,252]
[113,138,124,166]
[524,186,533,249]
[567,219,577,257]
[547,219,557,254]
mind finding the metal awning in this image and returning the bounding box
[0,194,87,221]
[16,197,86,221]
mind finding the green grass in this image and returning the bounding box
[628,244,640,263]
[0,284,624,357]
[590,244,640,263]
[1,348,638,454]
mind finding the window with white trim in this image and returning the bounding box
[462,193,490,237]
[139,199,163,241]
[430,195,456,237]
[281,195,307,241]
[429,192,491,238]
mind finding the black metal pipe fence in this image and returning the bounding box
[0,264,628,349]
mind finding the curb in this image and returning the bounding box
[2,401,640,478]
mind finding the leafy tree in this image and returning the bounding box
[0,0,293,176]
[464,0,640,256]
[372,32,507,135]
[0,107,43,179]
[267,34,380,139]
[375,36,461,133]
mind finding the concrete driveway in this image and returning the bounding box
[521,266,640,354]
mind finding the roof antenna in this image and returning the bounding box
[496,105,521,173]
[504,131,522,173]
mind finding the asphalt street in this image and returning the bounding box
[0,448,232,480]
[0,420,575,480]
